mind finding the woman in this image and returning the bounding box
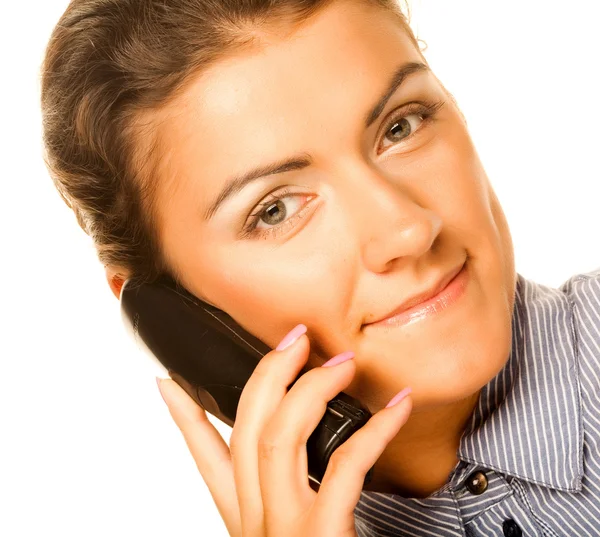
[40,0,600,535]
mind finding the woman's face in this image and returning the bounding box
[149,0,516,411]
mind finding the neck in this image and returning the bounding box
[365,390,481,498]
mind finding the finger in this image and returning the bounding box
[257,353,358,528]
[312,389,413,530]
[158,378,242,537]
[229,327,312,536]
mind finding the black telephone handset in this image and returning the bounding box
[119,274,374,488]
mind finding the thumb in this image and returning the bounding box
[156,377,242,537]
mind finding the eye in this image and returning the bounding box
[243,188,316,239]
[255,194,305,229]
[380,113,425,151]
[377,100,445,154]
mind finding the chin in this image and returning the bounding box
[358,254,515,410]
[362,301,513,412]
[418,315,512,409]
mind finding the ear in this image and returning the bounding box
[105,265,131,300]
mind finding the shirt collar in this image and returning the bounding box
[457,272,584,492]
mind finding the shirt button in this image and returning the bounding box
[502,518,522,537]
[465,470,488,495]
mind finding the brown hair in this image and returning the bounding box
[41,0,422,290]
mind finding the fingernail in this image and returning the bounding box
[276,324,307,351]
[156,377,167,405]
[385,386,412,408]
[322,351,355,367]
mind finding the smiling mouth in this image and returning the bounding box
[362,259,469,328]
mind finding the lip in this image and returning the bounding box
[363,260,469,329]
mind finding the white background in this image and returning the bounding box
[1,1,598,536]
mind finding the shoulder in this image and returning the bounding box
[558,265,600,315]
[559,267,600,298]
[558,266,600,377]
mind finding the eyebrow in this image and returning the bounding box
[203,60,430,220]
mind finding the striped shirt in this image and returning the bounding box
[353,267,600,537]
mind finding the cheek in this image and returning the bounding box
[422,123,510,272]
[200,243,353,352]
[436,135,491,225]
[393,119,494,240]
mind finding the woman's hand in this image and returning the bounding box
[155,324,413,537]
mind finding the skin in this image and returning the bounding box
[107,0,516,500]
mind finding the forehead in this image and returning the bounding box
[152,0,423,215]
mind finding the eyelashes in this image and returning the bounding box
[241,188,316,239]
[377,99,445,154]
[242,98,446,239]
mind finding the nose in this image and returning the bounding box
[348,167,443,273]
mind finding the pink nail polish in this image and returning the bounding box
[385,387,412,408]
[276,324,307,351]
[156,377,167,405]
[322,351,355,367]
